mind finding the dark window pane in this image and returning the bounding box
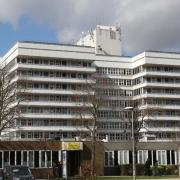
[171,150,175,164]
[153,150,156,165]
[148,151,152,165]
[0,152,2,168]
[52,151,58,166]
[129,151,132,164]
[10,151,15,165]
[167,151,170,164]
[16,151,21,165]
[34,151,39,167]
[23,151,27,166]
[114,151,118,166]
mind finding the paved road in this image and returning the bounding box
[155,179,179,180]
[140,177,180,180]
[36,177,180,180]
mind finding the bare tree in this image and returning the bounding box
[0,65,22,137]
[124,105,157,179]
[73,75,108,178]
[75,75,158,178]
[74,74,127,179]
[72,76,103,178]
[133,107,156,144]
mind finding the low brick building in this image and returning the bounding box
[0,140,179,178]
[0,141,104,178]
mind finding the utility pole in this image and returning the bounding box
[124,107,136,180]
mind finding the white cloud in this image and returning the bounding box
[0,0,180,55]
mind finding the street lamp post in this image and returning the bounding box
[124,107,136,180]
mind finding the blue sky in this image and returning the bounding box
[1,0,180,57]
[0,16,57,56]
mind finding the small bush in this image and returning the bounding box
[158,165,166,175]
[136,164,146,175]
[151,165,178,176]
[81,163,91,179]
[119,164,132,176]
[119,164,145,176]
[165,165,178,175]
[119,164,177,176]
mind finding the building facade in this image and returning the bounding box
[0,25,180,143]
[0,26,180,176]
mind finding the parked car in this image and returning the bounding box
[3,165,34,180]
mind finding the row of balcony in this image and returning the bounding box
[16,76,95,84]
[13,63,96,73]
[19,101,180,110]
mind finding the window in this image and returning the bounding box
[50,60,54,65]
[29,151,34,167]
[138,150,148,164]
[28,132,33,138]
[46,151,52,167]
[23,151,27,166]
[118,151,122,165]
[83,74,87,79]
[118,150,129,165]
[21,58,27,63]
[34,84,39,88]
[16,151,21,165]
[0,152,2,168]
[52,151,59,166]
[157,150,167,165]
[4,151,9,166]
[28,59,33,64]
[83,62,87,67]
[34,59,39,64]
[41,151,45,167]
[34,151,39,167]
[50,72,54,77]
[104,151,114,166]
[44,72,48,77]
[44,60,49,65]
[62,61,66,66]
[110,30,116,39]
[123,151,129,164]
[62,84,67,89]
[71,74,76,78]
[10,151,15,165]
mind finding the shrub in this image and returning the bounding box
[151,165,178,176]
[81,163,91,179]
[119,164,145,176]
[166,165,178,175]
[119,164,178,176]
[119,164,132,176]
[158,165,166,175]
[136,164,146,175]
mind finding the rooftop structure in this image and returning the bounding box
[77,25,122,56]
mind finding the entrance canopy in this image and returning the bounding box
[62,142,83,151]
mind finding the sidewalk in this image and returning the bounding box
[149,179,180,180]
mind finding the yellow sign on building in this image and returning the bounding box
[62,142,83,151]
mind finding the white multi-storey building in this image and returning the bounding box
[1,25,180,143]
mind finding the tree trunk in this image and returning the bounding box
[91,131,96,178]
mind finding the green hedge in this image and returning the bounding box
[119,164,178,176]
[119,164,145,176]
[151,165,178,176]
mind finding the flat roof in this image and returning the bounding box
[19,41,94,49]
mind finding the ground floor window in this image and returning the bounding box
[23,151,27,165]
[104,149,178,167]
[0,150,60,169]
[118,150,129,165]
[104,150,130,167]
[105,151,114,166]
[137,150,148,164]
